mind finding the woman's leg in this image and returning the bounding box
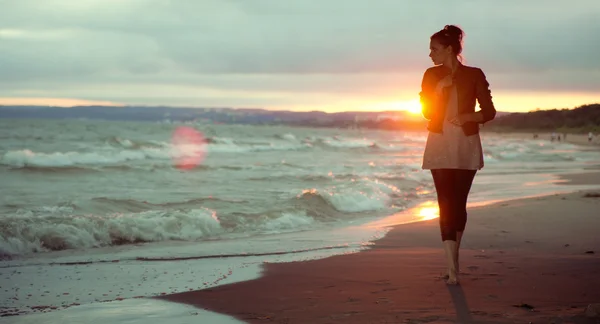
[431,169,459,284]
[452,169,477,276]
[431,169,457,241]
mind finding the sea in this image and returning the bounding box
[1,118,599,323]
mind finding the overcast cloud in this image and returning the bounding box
[0,0,599,110]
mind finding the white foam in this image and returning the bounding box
[113,137,135,148]
[0,208,223,256]
[482,139,598,165]
[208,142,309,153]
[0,220,391,322]
[279,133,296,141]
[316,178,399,213]
[0,149,169,168]
[260,211,315,233]
[208,136,236,145]
[2,287,244,324]
[0,255,262,312]
[320,136,375,149]
[0,140,313,169]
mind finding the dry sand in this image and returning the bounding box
[159,178,600,323]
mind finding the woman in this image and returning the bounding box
[420,25,496,285]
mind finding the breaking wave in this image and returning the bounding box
[0,178,408,257]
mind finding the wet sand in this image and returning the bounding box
[158,183,600,323]
[560,171,600,185]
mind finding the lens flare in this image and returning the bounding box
[171,126,207,170]
[417,201,439,220]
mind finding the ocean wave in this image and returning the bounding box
[206,134,389,152]
[295,178,401,213]
[0,178,406,257]
[0,134,406,170]
[205,136,236,145]
[0,149,170,168]
[0,207,322,257]
[105,136,169,149]
[311,136,378,150]
[275,133,297,141]
[0,208,224,256]
[85,196,248,214]
[208,142,310,153]
[6,165,99,173]
[481,141,594,164]
[484,149,578,163]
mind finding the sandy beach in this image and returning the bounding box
[160,172,600,324]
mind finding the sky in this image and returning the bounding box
[0,0,599,113]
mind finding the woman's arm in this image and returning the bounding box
[453,68,497,125]
[473,68,496,123]
[419,69,436,120]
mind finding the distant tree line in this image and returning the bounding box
[485,103,600,133]
[1,103,598,133]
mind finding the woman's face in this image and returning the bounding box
[429,39,452,65]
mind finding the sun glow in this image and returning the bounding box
[367,99,422,115]
[399,99,423,115]
[358,99,421,116]
[416,201,439,221]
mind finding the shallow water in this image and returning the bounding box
[1,118,599,322]
[2,119,598,258]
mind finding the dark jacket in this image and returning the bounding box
[419,63,496,135]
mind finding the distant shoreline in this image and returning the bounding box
[483,130,600,147]
[2,102,599,134]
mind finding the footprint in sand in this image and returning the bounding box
[370,287,398,294]
[375,297,393,304]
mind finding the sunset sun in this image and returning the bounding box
[362,99,423,115]
[387,99,422,115]
[401,100,423,115]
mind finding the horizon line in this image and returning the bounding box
[1,103,599,115]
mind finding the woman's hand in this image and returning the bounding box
[435,75,453,94]
[448,113,476,126]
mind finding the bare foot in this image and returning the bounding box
[441,266,461,280]
[446,268,459,285]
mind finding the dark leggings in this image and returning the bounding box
[431,169,477,241]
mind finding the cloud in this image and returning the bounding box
[0,0,599,110]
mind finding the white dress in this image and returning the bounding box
[422,77,484,170]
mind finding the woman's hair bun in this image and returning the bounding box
[431,25,465,56]
[443,25,463,43]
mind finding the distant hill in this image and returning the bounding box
[0,105,424,130]
[1,104,598,133]
[486,104,600,133]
